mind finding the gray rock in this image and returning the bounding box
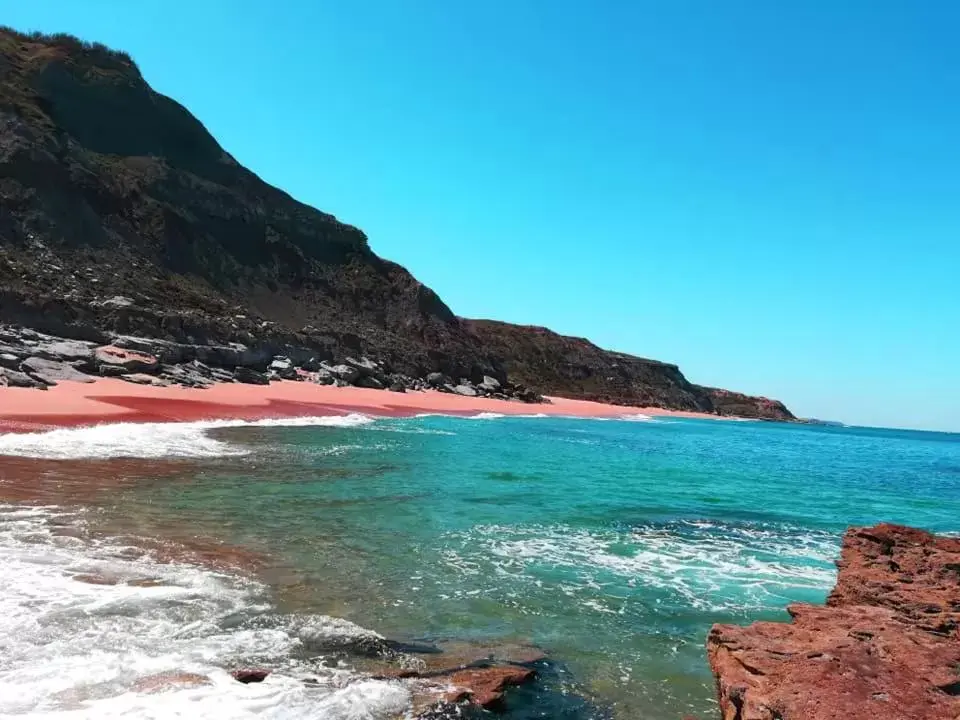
[35,340,95,364]
[0,353,21,369]
[388,379,407,393]
[426,372,447,387]
[355,375,385,390]
[327,364,361,383]
[453,384,479,397]
[234,367,270,385]
[121,373,171,387]
[345,356,380,377]
[301,357,324,372]
[97,295,135,309]
[313,369,335,385]
[20,357,96,384]
[0,368,47,389]
[268,356,298,380]
[479,375,502,393]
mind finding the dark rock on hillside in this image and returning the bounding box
[233,366,269,386]
[0,366,45,388]
[467,320,792,419]
[21,356,95,384]
[0,27,793,420]
[696,386,794,421]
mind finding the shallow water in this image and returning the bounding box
[1,414,959,718]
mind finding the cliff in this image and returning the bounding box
[708,524,960,720]
[0,27,793,419]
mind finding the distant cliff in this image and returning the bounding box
[0,27,794,420]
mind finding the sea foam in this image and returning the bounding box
[0,504,409,719]
[0,414,374,460]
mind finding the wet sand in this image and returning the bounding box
[0,377,720,432]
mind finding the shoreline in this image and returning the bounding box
[0,377,724,433]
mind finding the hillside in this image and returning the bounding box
[0,27,793,420]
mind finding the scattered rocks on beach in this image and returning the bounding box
[708,523,960,720]
[0,323,549,403]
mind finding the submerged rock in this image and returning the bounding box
[231,668,271,684]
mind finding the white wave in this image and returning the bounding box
[0,503,409,719]
[467,412,506,420]
[0,414,374,460]
[440,521,838,614]
[618,413,655,422]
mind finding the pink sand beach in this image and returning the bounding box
[0,378,718,433]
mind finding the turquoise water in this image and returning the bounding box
[91,414,960,718]
[3,414,959,718]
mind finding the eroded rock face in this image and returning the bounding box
[707,524,960,720]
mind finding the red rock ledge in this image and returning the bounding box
[708,524,960,720]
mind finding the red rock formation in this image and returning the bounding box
[707,524,960,720]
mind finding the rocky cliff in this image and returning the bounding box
[708,524,960,720]
[0,27,793,419]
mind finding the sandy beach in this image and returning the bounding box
[0,377,719,432]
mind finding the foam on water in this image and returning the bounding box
[0,504,409,719]
[0,414,374,460]
[440,520,838,614]
[618,413,655,422]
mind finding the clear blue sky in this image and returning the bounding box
[6,1,959,431]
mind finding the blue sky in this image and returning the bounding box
[6,1,959,431]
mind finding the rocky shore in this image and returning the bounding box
[0,323,546,402]
[708,523,960,720]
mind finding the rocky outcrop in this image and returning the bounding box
[695,386,794,421]
[467,320,795,419]
[0,322,546,400]
[707,524,960,720]
[0,27,793,420]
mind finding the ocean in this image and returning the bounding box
[1,413,958,719]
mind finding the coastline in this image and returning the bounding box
[0,377,723,433]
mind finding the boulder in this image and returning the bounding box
[478,375,501,393]
[388,380,407,393]
[345,356,381,377]
[20,357,96,384]
[120,373,171,387]
[313,369,335,385]
[453,384,478,397]
[35,340,95,364]
[0,368,47,389]
[327,364,361,384]
[355,375,385,390]
[426,372,447,388]
[95,345,159,374]
[234,367,270,385]
[268,356,298,380]
[0,352,21,369]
